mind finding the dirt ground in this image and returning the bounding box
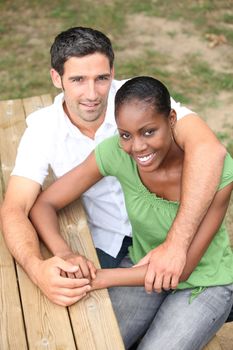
[117,14,233,350]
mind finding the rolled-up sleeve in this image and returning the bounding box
[170,97,194,120]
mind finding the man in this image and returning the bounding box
[0,27,227,307]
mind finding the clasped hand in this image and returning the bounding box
[135,241,187,293]
[34,254,96,306]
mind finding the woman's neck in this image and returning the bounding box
[138,142,184,201]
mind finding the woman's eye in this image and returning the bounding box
[144,129,155,136]
[120,133,131,140]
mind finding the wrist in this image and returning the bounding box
[165,228,190,253]
[24,255,44,286]
[55,249,76,259]
[91,269,108,290]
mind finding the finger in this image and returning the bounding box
[60,270,67,278]
[74,269,83,279]
[153,274,163,293]
[79,261,91,280]
[87,260,96,279]
[56,292,88,306]
[67,272,77,279]
[55,257,80,274]
[162,275,172,290]
[144,269,156,293]
[58,284,91,298]
[55,276,90,288]
[170,275,179,290]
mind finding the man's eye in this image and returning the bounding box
[98,76,109,80]
[144,129,155,136]
[96,76,110,83]
[72,77,83,83]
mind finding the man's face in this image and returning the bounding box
[51,53,114,125]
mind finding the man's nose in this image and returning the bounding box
[86,81,98,100]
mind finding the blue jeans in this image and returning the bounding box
[96,236,132,268]
[109,256,233,350]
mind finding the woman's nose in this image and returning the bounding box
[132,137,147,152]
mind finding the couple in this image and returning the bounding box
[1,27,233,349]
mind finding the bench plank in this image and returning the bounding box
[204,336,222,350]
[0,99,28,349]
[59,203,125,349]
[0,217,28,349]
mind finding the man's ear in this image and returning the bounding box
[111,66,115,79]
[50,69,62,89]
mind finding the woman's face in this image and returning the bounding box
[116,99,176,173]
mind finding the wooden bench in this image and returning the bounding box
[0,95,222,349]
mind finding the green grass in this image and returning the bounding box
[0,0,232,101]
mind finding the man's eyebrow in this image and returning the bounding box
[98,73,111,77]
[68,75,83,80]
[67,73,111,80]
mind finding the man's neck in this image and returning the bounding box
[63,103,105,139]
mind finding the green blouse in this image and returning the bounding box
[95,135,233,290]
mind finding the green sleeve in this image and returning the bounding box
[95,135,121,177]
[218,153,233,190]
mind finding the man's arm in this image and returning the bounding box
[92,182,232,291]
[0,176,91,306]
[136,114,226,292]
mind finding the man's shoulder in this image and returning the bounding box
[110,79,128,95]
[26,93,63,128]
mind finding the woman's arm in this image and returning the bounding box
[30,151,103,277]
[92,182,233,291]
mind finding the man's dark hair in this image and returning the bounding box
[50,27,114,75]
[115,76,171,118]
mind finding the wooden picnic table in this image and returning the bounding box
[0,95,222,349]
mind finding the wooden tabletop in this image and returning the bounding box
[0,95,124,350]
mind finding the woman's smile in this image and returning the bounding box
[134,152,157,167]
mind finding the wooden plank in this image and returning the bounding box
[0,99,26,184]
[17,267,76,350]
[59,202,125,350]
[0,230,28,350]
[0,96,76,349]
[23,95,52,116]
[204,335,222,350]
[0,100,28,349]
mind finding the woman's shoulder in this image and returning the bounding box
[219,152,233,190]
[95,135,129,176]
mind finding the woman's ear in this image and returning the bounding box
[50,69,63,89]
[169,109,177,128]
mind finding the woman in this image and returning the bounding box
[30,77,233,350]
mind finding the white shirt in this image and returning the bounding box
[12,79,193,257]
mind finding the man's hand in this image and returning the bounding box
[58,252,96,280]
[31,256,92,306]
[135,241,187,293]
